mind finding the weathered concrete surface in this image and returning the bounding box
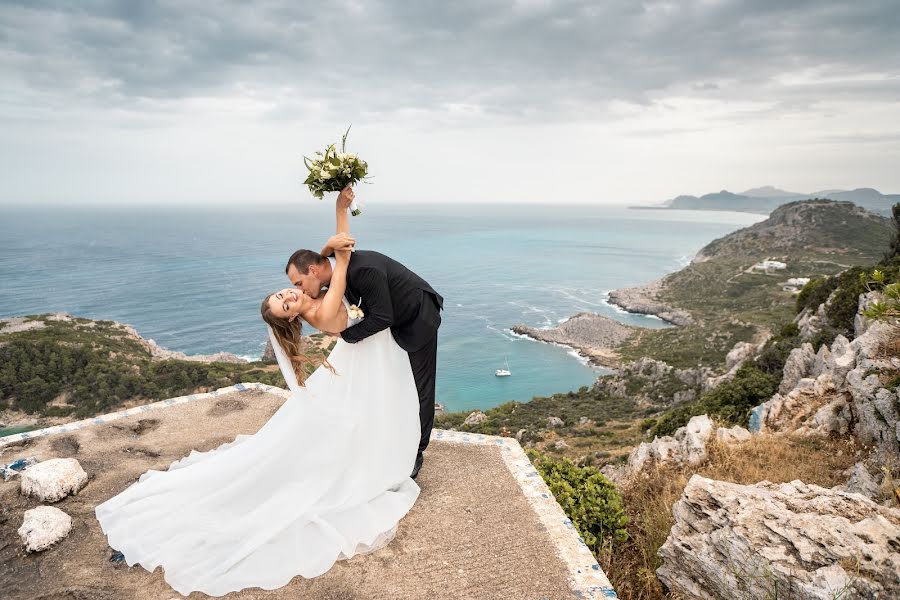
[0,389,591,599]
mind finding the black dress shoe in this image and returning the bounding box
[410,453,424,480]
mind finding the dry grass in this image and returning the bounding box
[601,433,861,600]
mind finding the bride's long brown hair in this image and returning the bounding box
[260,295,332,386]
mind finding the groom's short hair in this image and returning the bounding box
[286,249,327,275]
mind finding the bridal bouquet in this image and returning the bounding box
[303,126,369,216]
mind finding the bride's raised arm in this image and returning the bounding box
[309,187,356,334]
[320,185,354,256]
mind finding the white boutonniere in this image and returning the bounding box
[348,303,364,320]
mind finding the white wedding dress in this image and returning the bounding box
[95,300,421,597]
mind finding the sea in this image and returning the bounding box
[0,203,765,413]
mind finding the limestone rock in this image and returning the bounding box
[261,339,277,362]
[825,335,856,387]
[20,458,88,502]
[546,416,564,428]
[552,440,569,451]
[854,291,880,338]
[18,506,73,552]
[515,429,526,442]
[715,425,751,444]
[626,415,714,474]
[725,341,757,371]
[779,342,816,394]
[657,475,900,599]
[750,373,851,437]
[463,411,487,427]
[845,462,881,500]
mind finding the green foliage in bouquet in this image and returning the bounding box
[303,126,369,200]
[527,450,629,556]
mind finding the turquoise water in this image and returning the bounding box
[0,203,763,412]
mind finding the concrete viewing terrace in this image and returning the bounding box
[0,383,617,599]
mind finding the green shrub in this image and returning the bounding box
[527,450,628,555]
[796,277,837,314]
[650,364,778,437]
[824,267,867,334]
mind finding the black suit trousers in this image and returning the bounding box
[408,330,438,456]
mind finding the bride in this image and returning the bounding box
[94,188,422,597]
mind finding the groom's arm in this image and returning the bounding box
[340,267,393,343]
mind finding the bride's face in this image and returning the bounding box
[267,288,307,321]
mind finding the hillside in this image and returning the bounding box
[649,186,898,216]
[617,200,893,366]
[0,314,332,429]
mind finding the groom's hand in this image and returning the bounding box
[326,233,355,252]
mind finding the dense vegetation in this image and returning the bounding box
[0,316,335,418]
[527,450,628,556]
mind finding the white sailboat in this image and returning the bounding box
[495,356,511,377]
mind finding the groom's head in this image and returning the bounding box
[286,250,332,299]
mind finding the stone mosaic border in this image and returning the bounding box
[0,383,617,598]
[433,428,617,599]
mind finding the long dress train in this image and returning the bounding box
[95,303,421,596]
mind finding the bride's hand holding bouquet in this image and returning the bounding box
[303,127,369,216]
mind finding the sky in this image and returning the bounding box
[1,0,899,207]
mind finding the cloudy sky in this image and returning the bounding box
[2,0,899,206]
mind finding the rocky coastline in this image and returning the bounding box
[511,312,635,369]
[605,278,694,326]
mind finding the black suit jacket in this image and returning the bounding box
[339,250,443,353]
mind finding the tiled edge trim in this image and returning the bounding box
[431,429,617,599]
[0,382,292,448]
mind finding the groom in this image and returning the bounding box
[285,235,442,481]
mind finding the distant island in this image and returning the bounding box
[630,185,899,217]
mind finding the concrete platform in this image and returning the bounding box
[0,384,616,599]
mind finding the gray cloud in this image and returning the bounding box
[1,0,899,122]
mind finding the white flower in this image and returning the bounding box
[348,304,364,319]
[320,170,332,179]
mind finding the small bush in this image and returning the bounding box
[650,364,778,437]
[796,277,836,314]
[527,450,628,555]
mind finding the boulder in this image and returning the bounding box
[18,506,73,552]
[825,335,856,387]
[20,458,88,502]
[546,416,564,428]
[844,462,881,500]
[657,475,900,599]
[552,440,569,451]
[715,425,752,444]
[626,415,715,474]
[725,341,757,372]
[779,343,816,394]
[463,411,487,427]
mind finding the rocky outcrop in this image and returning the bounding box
[844,462,881,500]
[657,475,900,599]
[18,506,73,552]
[778,342,817,393]
[512,312,636,368]
[463,411,487,426]
[626,415,716,474]
[705,340,767,390]
[751,320,899,460]
[606,279,694,326]
[20,458,88,502]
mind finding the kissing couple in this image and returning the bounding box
[95,186,443,597]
